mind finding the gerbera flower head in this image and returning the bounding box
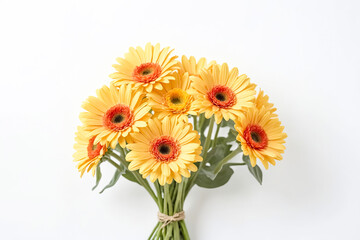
[126,117,202,186]
[79,84,151,149]
[190,63,256,124]
[179,55,208,76]
[147,71,196,122]
[109,43,179,93]
[254,89,277,117]
[234,107,287,169]
[73,127,107,177]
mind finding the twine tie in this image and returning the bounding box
[158,211,185,228]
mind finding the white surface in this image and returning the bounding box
[1,0,360,239]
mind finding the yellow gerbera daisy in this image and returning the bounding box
[126,117,202,186]
[109,43,179,93]
[147,71,196,122]
[73,127,107,177]
[179,55,208,76]
[79,84,151,149]
[189,63,256,124]
[254,89,277,117]
[234,107,287,169]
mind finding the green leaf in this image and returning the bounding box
[243,155,263,185]
[195,144,236,188]
[220,119,235,129]
[92,160,103,191]
[122,170,140,185]
[115,145,126,158]
[202,144,232,180]
[214,134,236,146]
[99,168,124,193]
[195,163,234,188]
[230,128,238,138]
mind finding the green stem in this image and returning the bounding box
[227,163,246,166]
[202,116,215,159]
[181,178,187,209]
[211,123,221,148]
[164,184,173,240]
[198,114,205,132]
[179,220,190,240]
[174,181,184,213]
[173,222,180,240]
[185,116,215,197]
[148,222,161,240]
[108,150,159,206]
[154,181,163,213]
[105,158,123,172]
[192,115,198,131]
[171,183,179,203]
[163,187,168,216]
[165,184,173,215]
[213,146,243,174]
[155,225,162,240]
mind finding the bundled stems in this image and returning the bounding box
[185,116,215,197]
[149,179,189,240]
[107,115,244,239]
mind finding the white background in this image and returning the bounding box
[1,0,359,239]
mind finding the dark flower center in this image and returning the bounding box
[159,144,171,155]
[132,63,162,83]
[112,114,124,123]
[215,93,226,101]
[150,136,181,163]
[103,104,134,131]
[207,85,236,108]
[243,124,268,150]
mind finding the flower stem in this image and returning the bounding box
[173,222,180,240]
[165,184,173,215]
[201,116,215,160]
[227,162,246,166]
[179,220,190,240]
[213,146,243,174]
[148,222,161,240]
[174,181,184,213]
[211,123,221,148]
[192,115,198,131]
[198,114,205,134]
[164,184,174,239]
[108,150,159,206]
[154,181,163,213]
[185,116,215,197]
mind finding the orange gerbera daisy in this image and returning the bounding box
[109,43,179,92]
[190,63,256,124]
[73,127,107,177]
[254,89,277,117]
[235,107,287,169]
[79,84,151,149]
[126,117,202,185]
[179,55,209,76]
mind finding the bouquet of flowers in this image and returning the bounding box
[73,43,287,239]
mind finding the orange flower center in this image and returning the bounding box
[165,88,191,114]
[132,63,162,83]
[243,124,268,150]
[207,85,236,108]
[150,136,181,163]
[87,136,103,159]
[103,104,134,131]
